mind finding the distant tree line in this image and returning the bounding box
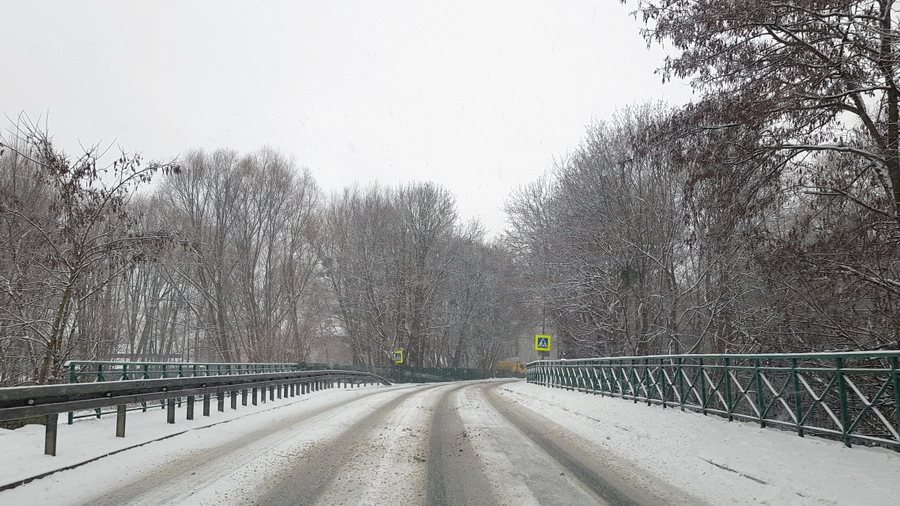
[2,0,897,384]
[505,0,900,356]
[0,124,528,385]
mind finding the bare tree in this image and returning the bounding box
[0,120,177,383]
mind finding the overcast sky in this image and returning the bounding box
[2,0,692,237]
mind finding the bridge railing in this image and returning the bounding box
[527,351,900,449]
[66,360,301,382]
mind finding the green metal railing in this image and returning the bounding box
[527,351,900,449]
[297,362,495,383]
[67,361,300,383]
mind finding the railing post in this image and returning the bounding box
[724,357,733,421]
[755,358,766,428]
[218,390,225,412]
[203,393,211,416]
[187,395,195,420]
[836,357,851,447]
[68,362,77,425]
[792,358,804,437]
[644,358,651,405]
[699,357,707,415]
[231,390,238,410]
[892,356,900,444]
[167,398,176,423]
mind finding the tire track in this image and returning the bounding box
[255,383,445,505]
[425,382,497,506]
[482,383,702,506]
[79,385,422,506]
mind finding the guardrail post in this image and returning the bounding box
[187,395,195,420]
[167,398,176,423]
[217,390,225,412]
[252,387,258,405]
[242,389,248,406]
[44,413,59,456]
[116,405,127,437]
[277,384,283,399]
[203,393,211,416]
[231,390,238,410]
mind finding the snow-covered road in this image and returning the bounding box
[1,380,898,505]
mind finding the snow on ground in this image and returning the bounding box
[0,380,898,505]
[499,382,900,505]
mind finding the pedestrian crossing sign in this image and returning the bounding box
[393,350,404,364]
[535,335,552,352]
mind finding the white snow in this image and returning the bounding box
[0,380,897,505]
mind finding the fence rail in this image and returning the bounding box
[527,351,900,449]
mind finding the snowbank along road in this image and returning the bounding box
[3,379,898,505]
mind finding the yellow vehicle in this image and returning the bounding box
[494,361,527,375]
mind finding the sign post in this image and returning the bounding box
[535,335,551,359]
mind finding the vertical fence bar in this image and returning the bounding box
[893,356,900,443]
[792,358,804,437]
[724,357,733,421]
[699,358,707,415]
[660,358,668,409]
[836,357,851,447]
[678,357,685,411]
[68,363,77,425]
[755,358,765,428]
[643,358,651,405]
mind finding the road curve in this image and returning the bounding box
[33,380,701,505]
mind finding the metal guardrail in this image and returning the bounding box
[64,361,308,423]
[527,351,900,449]
[68,360,496,384]
[0,369,390,456]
